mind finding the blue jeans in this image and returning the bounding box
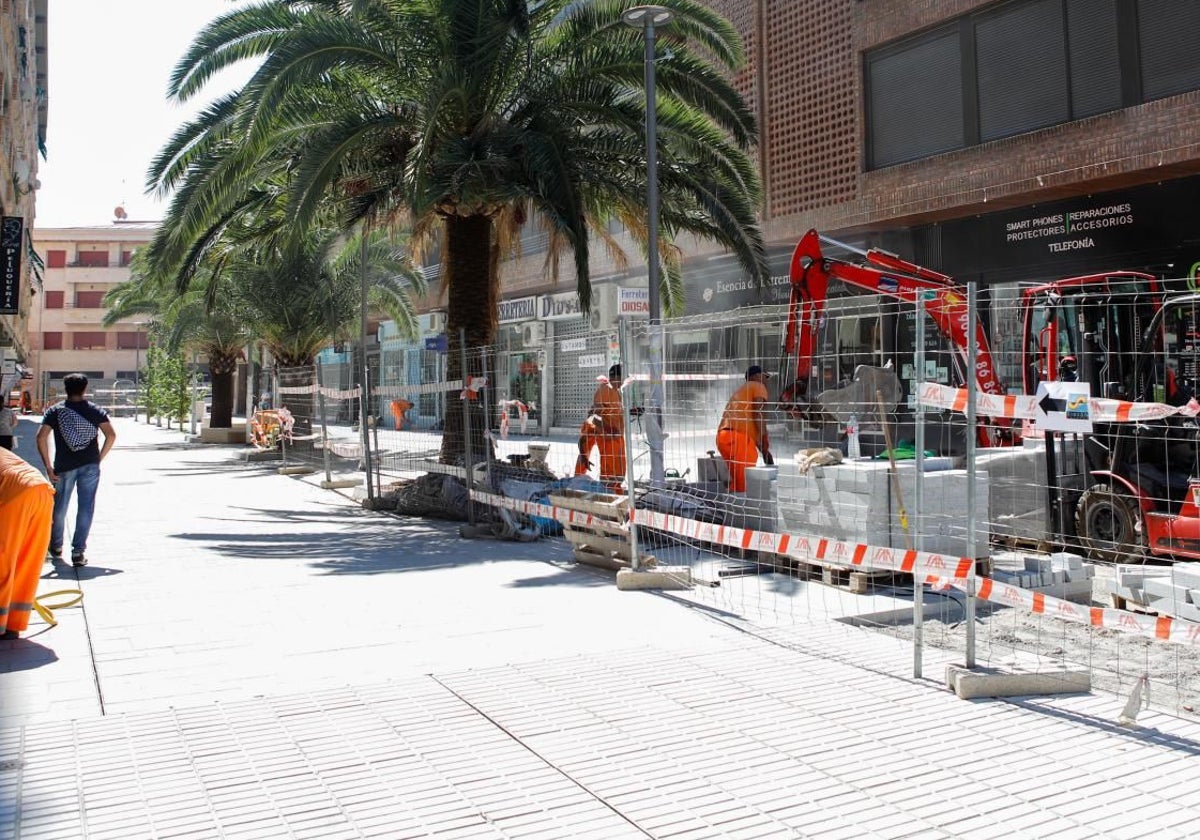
[51,462,101,556]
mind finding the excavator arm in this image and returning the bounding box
[783,229,1007,426]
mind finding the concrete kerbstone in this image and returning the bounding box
[945,664,1090,700]
[617,566,693,591]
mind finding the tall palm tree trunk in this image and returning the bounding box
[440,213,497,466]
[208,352,238,428]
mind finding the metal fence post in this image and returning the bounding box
[316,362,332,485]
[914,294,927,679]
[482,351,494,492]
[460,329,475,527]
[965,280,979,669]
[360,368,375,503]
[619,318,640,570]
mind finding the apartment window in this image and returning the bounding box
[865,0,1200,168]
[75,291,106,308]
[75,251,109,268]
[44,290,64,309]
[48,371,104,381]
[46,250,66,268]
[120,250,135,267]
[72,331,108,350]
[42,331,63,350]
[116,331,144,350]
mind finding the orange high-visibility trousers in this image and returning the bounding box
[716,427,757,493]
[0,484,53,633]
[596,435,627,486]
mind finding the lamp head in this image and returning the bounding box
[622,5,674,28]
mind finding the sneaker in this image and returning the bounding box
[48,547,62,560]
[71,553,87,567]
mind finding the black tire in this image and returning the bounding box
[1075,485,1146,563]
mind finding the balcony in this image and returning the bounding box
[64,265,128,284]
[61,306,107,325]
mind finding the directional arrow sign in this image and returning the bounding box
[1034,381,1093,433]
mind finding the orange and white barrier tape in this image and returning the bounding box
[277,384,363,400]
[625,373,741,382]
[918,382,1200,424]
[470,487,1200,646]
[498,399,529,439]
[470,488,624,531]
[375,381,464,397]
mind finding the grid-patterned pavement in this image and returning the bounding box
[3,418,1200,838]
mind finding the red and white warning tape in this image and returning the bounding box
[470,489,624,531]
[469,488,1200,646]
[918,382,1200,423]
[277,384,362,400]
[374,381,464,397]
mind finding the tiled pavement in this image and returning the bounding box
[3,417,1200,838]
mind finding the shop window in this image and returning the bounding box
[72,331,108,350]
[44,290,64,309]
[42,331,63,350]
[46,250,66,268]
[75,291,106,308]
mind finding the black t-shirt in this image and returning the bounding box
[42,400,109,473]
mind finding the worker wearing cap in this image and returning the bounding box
[0,447,54,640]
[717,365,772,493]
[582,364,627,488]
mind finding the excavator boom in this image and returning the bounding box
[785,229,1006,404]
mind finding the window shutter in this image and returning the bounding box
[868,28,964,168]
[975,0,1069,142]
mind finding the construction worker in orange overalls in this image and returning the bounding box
[585,364,627,490]
[390,398,413,430]
[0,447,54,640]
[716,365,773,493]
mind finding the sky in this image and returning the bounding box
[35,0,254,228]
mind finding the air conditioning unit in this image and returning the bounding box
[521,321,547,348]
[588,285,618,332]
[426,311,447,333]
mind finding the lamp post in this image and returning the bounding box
[133,321,146,422]
[622,4,672,486]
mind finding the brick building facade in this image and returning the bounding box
[493,0,1200,310]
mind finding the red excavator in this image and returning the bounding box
[781,229,1010,446]
[780,228,1200,562]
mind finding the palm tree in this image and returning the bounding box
[150,0,768,463]
[103,250,251,429]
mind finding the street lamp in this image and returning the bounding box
[622,4,672,486]
[133,321,146,422]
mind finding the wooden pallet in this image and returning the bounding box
[548,490,656,570]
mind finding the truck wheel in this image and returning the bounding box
[1075,486,1145,563]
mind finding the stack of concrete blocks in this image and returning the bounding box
[738,466,782,535]
[974,439,1051,544]
[1108,563,1200,622]
[991,552,1095,603]
[774,458,990,558]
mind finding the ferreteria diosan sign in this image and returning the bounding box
[0,216,23,315]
